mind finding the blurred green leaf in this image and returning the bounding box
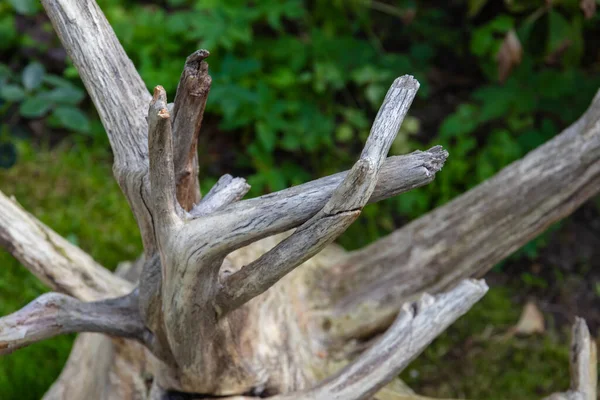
[19,97,52,118]
[8,0,40,15]
[336,123,353,143]
[22,63,46,91]
[0,142,17,169]
[41,87,86,105]
[52,107,91,133]
[0,84,25,101]
[43,75,77,88]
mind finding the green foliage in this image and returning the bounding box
[0,61,91,167]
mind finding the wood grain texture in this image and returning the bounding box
[171,49,211,210]
[42,263,153,400]
[0,291,145,355]
[0,191,132,300]
[322,88,600,341]
[217,76,419,314]
[41,0,157,255]
[273,280,488,400]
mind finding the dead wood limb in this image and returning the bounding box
[0,291,147,355]
[171,49,212,210]
[41,0,158,254]
[148,86,182,231]
[40,261,150,400]
[323,88,600,341]
[273,280,488,400]
[193,147,446,257]
[216,76,420,314]
[41,262,153,400]
[0,191,132,300]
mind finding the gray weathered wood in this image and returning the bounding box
[41,0,157,256]
[322,88,600,341]
[171,49,211,210]
[0,191,132,300]
[3,0,596,397]
[42,263,152,400]
[273,280,488,400]
[190,174,250,217]
[217,76,419,314]
[0,290,147,354]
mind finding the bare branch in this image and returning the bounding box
[41,0,158,254]
[42,260,152,400]
[323,88,600,340]
[0,191,132,300]
[41,0,150,166]
[273,280,488,400]
[0,291,146,355]
[543,318,597,400]
[190,174,250,217]
[216,76,419,312]
[197,147,446,254]
[148,86,181,230]
[172,49,212,210]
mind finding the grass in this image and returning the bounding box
[0,140,575,399]
[0,139,142,399]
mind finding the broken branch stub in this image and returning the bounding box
[171,49,212,210]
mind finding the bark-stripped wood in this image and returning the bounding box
[0,191,132,300]
[42,263,151,400]
[322,88,600,341]
[272,280,488,400]
[216,76,419,314]
[0,0,596,397]
[171,49,211,210]
[0,291,145,355]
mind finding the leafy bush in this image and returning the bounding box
[2,1,598,250]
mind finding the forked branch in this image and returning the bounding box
[217,76,420,313]
[273,280,488,400]
[324,88,600,341]
[190,174,250,217]
[0,291,147,355]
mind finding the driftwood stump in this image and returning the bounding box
[0,0,598,399]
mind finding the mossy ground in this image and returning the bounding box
[0,141,589,399]
[401,287,573,399]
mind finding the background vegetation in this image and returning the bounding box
[0,0,599,399]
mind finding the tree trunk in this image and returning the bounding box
[0,0,598,399]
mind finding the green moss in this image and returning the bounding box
[400,287,571,399]
[0,140,142,399]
